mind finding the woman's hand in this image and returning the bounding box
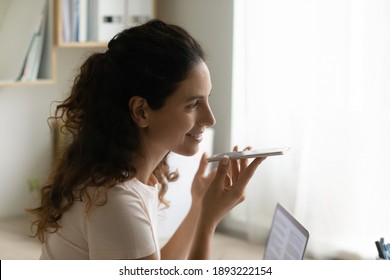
[191,153,217,207]
[199,146,266,229]
[188,146,266,259]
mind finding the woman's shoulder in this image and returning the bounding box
[106,178,158,202]
[118,177,158,194]
[87,179,158,218]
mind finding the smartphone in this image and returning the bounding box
[207,147,290,162]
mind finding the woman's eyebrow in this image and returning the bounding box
[185,91,212,102]
[186,95,205,102]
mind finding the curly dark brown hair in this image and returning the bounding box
[28,20,205,242]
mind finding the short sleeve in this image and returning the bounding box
[86,184,158,259]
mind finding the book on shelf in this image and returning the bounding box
[0,0,48,81]
[61,0,79,42]
[18,2,48,81]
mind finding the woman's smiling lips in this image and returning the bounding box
[186,132,203,142]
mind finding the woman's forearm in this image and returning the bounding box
[188,214,217,260]
[160,203,201,260]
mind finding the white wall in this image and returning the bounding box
[156,0,234,155]
[0,0,235,219]
[0,47,104,218]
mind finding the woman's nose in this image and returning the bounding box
[201,104,216,127]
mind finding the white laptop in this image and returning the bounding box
[263,203,309,260]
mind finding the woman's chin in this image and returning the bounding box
[172,146,199,157]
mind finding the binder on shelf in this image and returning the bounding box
[61,0,71,42]
[95,0,154,42]
[61,0,79,42]
[96,0,125,42]
[127,0,153,27]
[87,0,98,41]
[78,0,88,42]
[59,0,154,44]
[70,0,79,42]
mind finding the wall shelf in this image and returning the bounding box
[0,0,155,88]
[0,0,56,88]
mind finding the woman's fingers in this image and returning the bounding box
[231,158,239,182]
[224,173,232,187]
[230,146,239,182]
[240,146,252,171]
[212,156,230,188]
[231,146,254,182]
[195,153,208,177]
[232,157,266,195]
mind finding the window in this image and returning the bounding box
[226,0,390,259]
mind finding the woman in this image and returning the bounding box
[29,19,266,260]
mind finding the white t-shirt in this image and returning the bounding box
[40,178,160,259]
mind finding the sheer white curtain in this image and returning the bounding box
[227,0,390,259]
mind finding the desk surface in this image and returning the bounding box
[212,232,264,260]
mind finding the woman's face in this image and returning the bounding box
[145,61,216,157]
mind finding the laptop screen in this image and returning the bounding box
[263,203,309,260]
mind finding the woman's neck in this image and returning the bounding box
[132,148,167,186]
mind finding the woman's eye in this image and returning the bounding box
[188,100,199,108]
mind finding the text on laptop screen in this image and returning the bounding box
[264,203,309,260]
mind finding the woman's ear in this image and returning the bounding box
[128,96,150,128]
